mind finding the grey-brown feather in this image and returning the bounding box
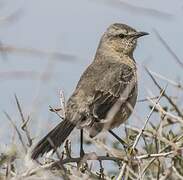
[31,120,75,159]
[91,62,136,120]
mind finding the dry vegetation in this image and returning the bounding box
[1,1,183,180]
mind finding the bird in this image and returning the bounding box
[31,23,148,159]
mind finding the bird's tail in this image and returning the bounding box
[31,120,75,159]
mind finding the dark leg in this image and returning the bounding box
[108,130,128,148]
[80,129,85,157]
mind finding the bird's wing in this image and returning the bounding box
[90,62,136,120]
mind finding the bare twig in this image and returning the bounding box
[22,154,122,178]
[98,160,105,179]
[14,95,32,147]
[172,166,183,180]
[0,71,41,79]
[137,96,161,102]
[59,90,66,119]
[141,132,183,176]
[98,0,173,19]
[49,105,64,119]
[131,85,166,150]
[49,90,66,118]
[116,163,127,180]
[3,111,27,153]
[136,151,174,160]
[145,67,183,118]
[52,153,122,167]
[154,29,183,68]
[47,137,66,173]
[149,70,183,90]
[0,44,76,61]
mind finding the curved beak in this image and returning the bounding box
[133,31,149,39]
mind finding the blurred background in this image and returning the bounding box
[0,0,183,153]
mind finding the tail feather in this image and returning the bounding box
[31,120,75,159]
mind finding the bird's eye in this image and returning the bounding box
[118,34,125,38]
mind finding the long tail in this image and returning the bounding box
[31,120,75,159]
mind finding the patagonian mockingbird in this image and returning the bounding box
[31,23,148,159]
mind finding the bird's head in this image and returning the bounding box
[100,23,149,56]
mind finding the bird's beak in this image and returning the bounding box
[133,31,149,39]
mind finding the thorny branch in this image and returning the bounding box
[131,84,167,151]
[14,94,32,147]
[154,29,183,68]
[145,67,183,118]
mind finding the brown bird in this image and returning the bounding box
[31,23,148,159]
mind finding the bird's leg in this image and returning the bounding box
[78,129,89,172]
[108,130,128,148]
[80,129,85,157]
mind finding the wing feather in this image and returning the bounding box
[90,62,136,120]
